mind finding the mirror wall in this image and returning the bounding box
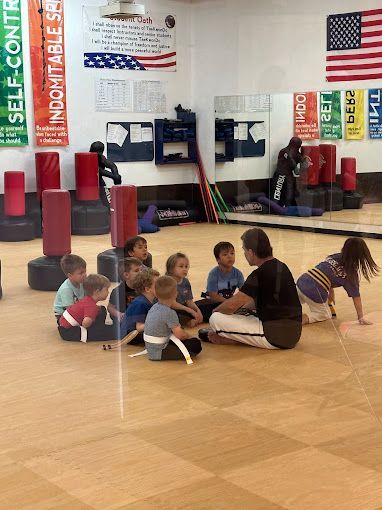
[214,92,382,234]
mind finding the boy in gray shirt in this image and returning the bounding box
[144,276,202,361]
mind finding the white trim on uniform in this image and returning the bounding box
[209,312,278,349]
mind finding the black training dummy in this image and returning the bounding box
[270,137,304,207]
[89,141,122,208]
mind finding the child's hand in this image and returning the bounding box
[117,311,125,322]
[190,309,203,325]
[359,317,373,325]
[172,325,188,341]
[82,317,93,328]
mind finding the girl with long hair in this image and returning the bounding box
[296,237,379,325]
[165,252,203,327]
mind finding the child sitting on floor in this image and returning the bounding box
[120,268,160,344]
[58,274,115,342]
[197,241,246,322]
[124,235,152,268]
[165,252,203,327]
[207,242,245,303]
[53,254,87,322]
[144,275,202,361]
[107,257,142,324]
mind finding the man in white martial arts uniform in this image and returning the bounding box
[199,228,302,349]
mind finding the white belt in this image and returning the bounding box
[62,310,88,343]
[143,334,168,344]
[129,334,193,364]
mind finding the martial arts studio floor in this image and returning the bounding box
[1,223,382,509]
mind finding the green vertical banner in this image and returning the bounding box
[0,0,28,146]
[320,91,342,140]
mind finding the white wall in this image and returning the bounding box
[191,0,382,182]
[0,0,193,193]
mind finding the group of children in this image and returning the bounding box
[53,232,380,360]
[53,236,245,361]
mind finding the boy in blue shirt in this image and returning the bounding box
[120,268,160,344]
[206,242,245,303]
[53,254,87,321]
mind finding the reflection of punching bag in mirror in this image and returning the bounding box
[89,141,122,209]
[270,137,310,206]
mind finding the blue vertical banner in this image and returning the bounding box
[369,89,382,139]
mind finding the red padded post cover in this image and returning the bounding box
[341,157,357,191]
[111,185,138,248]
[42,190,71,256]
[319,144,337,184]
[4,171,25,217]
[75,152,99,201]
[301,146,320,186]
[35,152,61,202]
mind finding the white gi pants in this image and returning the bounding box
[297,288,332,323]
[209,312,278,349]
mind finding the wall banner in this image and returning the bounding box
[320,91,342,139]
[294,92,319,140]
[83,8,176,71]
[28,0,69,146]
[345,90,364,140]
[0,0,28,146]
[369,89,382,139]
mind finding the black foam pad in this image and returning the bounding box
[28,256,66,291]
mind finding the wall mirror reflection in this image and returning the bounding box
[214,92,382,235]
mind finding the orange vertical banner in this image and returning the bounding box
[28,0,69,146]
[294,92,319,140]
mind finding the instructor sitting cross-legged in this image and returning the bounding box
[199,228,302,349]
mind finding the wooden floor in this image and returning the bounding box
[325,202,382,226]
[1,224,382,509]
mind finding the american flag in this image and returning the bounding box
[84,51,176,71]
[326,9,382,82]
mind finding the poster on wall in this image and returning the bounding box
[369,89,382,139]
[83,8,176,71]
[95,78,167,113]
[133,81,167,112]
[0,0,28,146]
[320,91,342,139]
[28,0,69,146]
[214,96,245,114]
[96,78,133,112]
[294,92,319,140]
[345,90,364,140]
[244,95,272,112]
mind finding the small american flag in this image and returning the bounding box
[84,51,176,71]
[326,9,382,82]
